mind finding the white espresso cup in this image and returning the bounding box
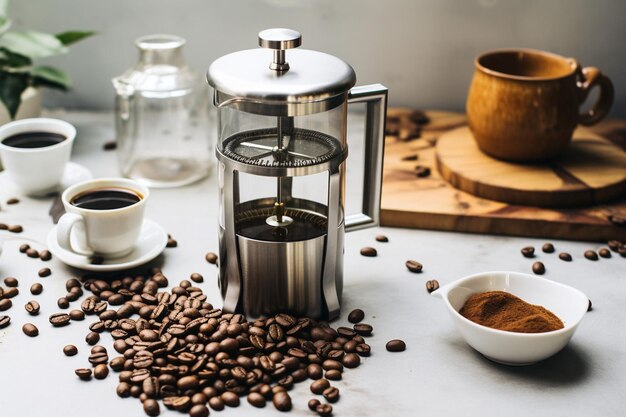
[57,178,149,258]
[0,118,76,196]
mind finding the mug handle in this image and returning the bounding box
[57,213,93,256]
[577,66,614,126]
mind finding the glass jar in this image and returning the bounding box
[112,34,213,187]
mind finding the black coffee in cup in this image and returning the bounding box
[71,188,142,210]
[1,131,66,148]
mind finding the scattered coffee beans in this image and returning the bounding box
[272,391,292,411]
[30,283,43,295]
[532,261,546,275]
[0,298,12,311]
[608,240,623,252]
[247,392,266,408]
[405,260,423,273]
[189,404,209,417]
[584,250,598,261]
[166,237,178,248]
[311,379,330,394]
[308,398,321,411]
[94,364,109,380]
[8,224,23,233]
[588,299,593,311]
[49,313,71,327]
[360,247,377,257]
[38,267,51,277]
[57,297,69,309]
[19,243,30,253]
[426,279,439,293]
[353,323,373,336]
[205,252,219,264]
[386,339,406,352]
[521,246,535,258]
[39,250,52,261]
[25,300,40,315]
[190,273,203,283]
[69,309,85,321]
[415,165,431,178]
[6,198,19,205]
[0,315,10,328]
[85,331,100,345]
[316,403,333,417]
[22,323,38,337]
[3,287,18,298]
[375,235,389,242]
[542,243,555,253]
[559,252,572,261]
[63,345,78,356]
[103,140,117,151]
[401,154,419,161]
[26,248,39,258]
[323,386,340,403]
[598,248,611,258]
[348,308,365,324]
[3,277,18,287]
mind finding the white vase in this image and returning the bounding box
[0,87,42,169]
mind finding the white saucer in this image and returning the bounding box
[0,162,92,196]
[46,219,168,271]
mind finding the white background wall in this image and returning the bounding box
[10,0,626,115]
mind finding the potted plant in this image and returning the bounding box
[0,0,93,122]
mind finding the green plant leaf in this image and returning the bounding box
[0,16,10,36]
[31,65,70,91]
[55,31,95,46]
[0,71,29,119]
[0,0,8,18]
[0,30,68,59]
[0,46,31,68]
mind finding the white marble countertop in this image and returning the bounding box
[0,111,625,417]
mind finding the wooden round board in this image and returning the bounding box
[436,126,626,207]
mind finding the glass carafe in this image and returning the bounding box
[113,34,213,187]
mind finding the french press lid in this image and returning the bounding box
[207,28,356,117]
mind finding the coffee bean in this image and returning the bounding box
[88,351,109,365]
[272,391,292,412]
[386,339,406,352]
[588,299,593,312]
[375,235,389,242]
[22,323,38,337]
[559,252,572,261]
[532,261,546,275]
[542,243,555,253]
[63,345,78,356]
[426,280,440,293]
[19,243,30,253]
[117,382,131,398]
[49,313,71,327]
[0,223,7,230]
[25,248,39,258]
[353,323,373,336]
[8,224,23,233]
[598,248,611,258]
[6,198,19,205]
[323,386,340,403]
[608,240,623,252]
[521,246,535,258]
[348,308,365,324]
[3,287,18,298]
[619,247,626,258]
[360,247,377,257]
[190,273,203,283]
[4,277,18,287]
[103,140,117,151]
[189,404,209,417]
[208,397,225,411]
[25,300,40,315]
[166,238,178,248]
[57,297,69,309]
[38,268,51,277]
[30,283,43,295]
[221,391,240,407]
[584,250,598,261]
[308,398,321,411]
[401,154,419,161]
[405,260,423,273]
[75,368,92,380]
[325,369,342,380]
[247,392,266,408]
[415,165,431,178]
[342,353,361,368]
[205,252,218,264]
[94,364,109,379]
[310,378,330,394]
[0,315,10,328]
[39,250,52,261]
[85,331,100,345]
[0,299,11,311]
[69,309,85,321]
[143,399,160,416]
[355,343,371,357]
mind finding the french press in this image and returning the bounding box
[207,28,387,320]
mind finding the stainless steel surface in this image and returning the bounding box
[345,84,388,232]
[207,28,356,116]
[258,28,302,72]
[321,170,344,319]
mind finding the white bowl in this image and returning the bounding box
[431,271,588,365]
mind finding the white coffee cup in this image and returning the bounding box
[0,118,76,196]
[57,178,149,258]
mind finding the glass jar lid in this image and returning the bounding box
[207,28,356,116]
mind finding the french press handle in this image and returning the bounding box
[345,84,388,232]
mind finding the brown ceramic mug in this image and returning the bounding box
[466,49,614,162]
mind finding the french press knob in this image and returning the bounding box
[258,28,302,72]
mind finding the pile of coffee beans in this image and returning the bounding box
[30,270,376,416]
